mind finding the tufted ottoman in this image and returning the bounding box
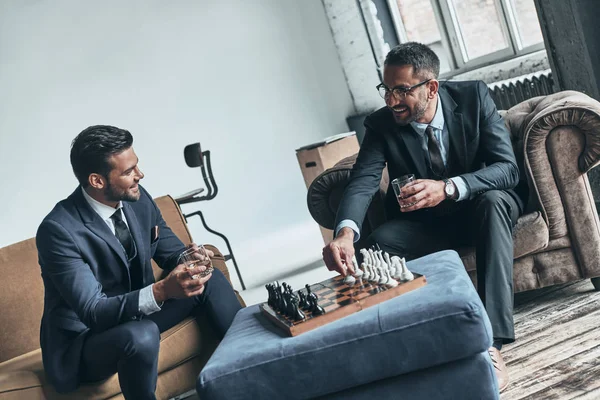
[197,250,499,399]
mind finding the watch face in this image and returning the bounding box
[445,181,455,196]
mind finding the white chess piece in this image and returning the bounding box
[399,257,414,282]
[343,274,356,285]
[361,262,371,280]
[391,256,403,279]
[352,255,363,277]
[369,249,379,269]
[370,264,380,282]
[384,268,398,287]
[384,252,395,276]
[378,265,388,284]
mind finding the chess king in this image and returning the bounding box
[322,42,524,393]
[36,125,242,399]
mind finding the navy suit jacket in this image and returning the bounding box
[335,80,526,232]
[36,185,186,393]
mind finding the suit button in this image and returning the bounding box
[532,268,538,274]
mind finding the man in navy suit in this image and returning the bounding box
[322,43,524,392]
[37,125,242,399]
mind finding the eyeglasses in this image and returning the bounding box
[376,79,432,99]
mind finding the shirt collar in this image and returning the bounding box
[81,187,123,221]
[410,95,445,135]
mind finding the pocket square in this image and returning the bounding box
[151,225,160,243]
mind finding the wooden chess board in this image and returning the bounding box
[259,274,427,336]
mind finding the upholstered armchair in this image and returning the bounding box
[307,91,600,293]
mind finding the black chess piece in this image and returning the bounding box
[298,290,307,309]
[266,284,275,309]
[277,283,287,313]
[313,303,326,316]
[289,296,305,321]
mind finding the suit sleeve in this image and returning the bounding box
[148,193,186,271]
[459,81,519,196]
[334,124,387,233]
[37,220,140,333]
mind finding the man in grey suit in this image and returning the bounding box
[322,42,524,392]
[37,125,242,399]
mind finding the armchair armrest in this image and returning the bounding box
[504,90,600,278]
[307,154,389,242]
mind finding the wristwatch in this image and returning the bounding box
[443,178,457,201]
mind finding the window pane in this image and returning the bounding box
[395,0,451,73]
[449,0,509,60]
[511,0,543,48]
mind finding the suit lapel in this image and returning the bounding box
[397,124,428,178]
[73,188,129,268]
[439,87,467,173]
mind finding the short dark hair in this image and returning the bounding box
[384,42,440,79]
[70,125,133,187]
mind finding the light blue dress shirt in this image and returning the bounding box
[336,96,470,241]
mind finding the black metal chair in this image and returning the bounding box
[175,143,246,290]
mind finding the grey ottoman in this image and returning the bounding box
[197,250,499,399]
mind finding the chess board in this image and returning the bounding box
[259,274,427,336]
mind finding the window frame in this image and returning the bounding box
[385,0,545,77]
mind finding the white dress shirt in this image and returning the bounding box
[336,96,471,241]
[81,188,162,315]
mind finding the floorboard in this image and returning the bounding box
[501,279,600,399]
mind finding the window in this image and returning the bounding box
[387,0,545,75]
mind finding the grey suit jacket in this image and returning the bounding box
[36,185,186,393]
[335,80,524,232]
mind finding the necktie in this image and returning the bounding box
[425,125,446,178]
[110,210,135,260]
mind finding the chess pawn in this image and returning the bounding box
[361,262,371,280]
[343,274,356,286]
[290,296,305,321]
[351,255,363,278]
[384,268,398,287]
[400,258,415,282]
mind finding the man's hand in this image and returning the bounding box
[153,263,212,303]
[186,243,214,260]
[398,179,446,212]
[322,227,355,276]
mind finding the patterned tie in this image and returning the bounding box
[426,125,446,178]
[110,210,135,260]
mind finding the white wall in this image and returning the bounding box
[0,0,355,289]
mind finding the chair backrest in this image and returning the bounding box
[183,143,218,201]
[0,237,45,363]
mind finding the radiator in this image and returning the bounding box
[488,69,556,110]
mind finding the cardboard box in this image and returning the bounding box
[296,132,360,244]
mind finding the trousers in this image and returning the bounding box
[367,190,521,343]
[79,268,242,400]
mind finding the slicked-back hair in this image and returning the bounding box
[384,42,440,79]
[70,125,133,187]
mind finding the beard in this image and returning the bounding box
[104,180,140,203]
[392,90,430,126]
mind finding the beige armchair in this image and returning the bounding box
[307,91,600,293]
[0,195,244,400]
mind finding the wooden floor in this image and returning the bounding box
[501,279,600,399]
